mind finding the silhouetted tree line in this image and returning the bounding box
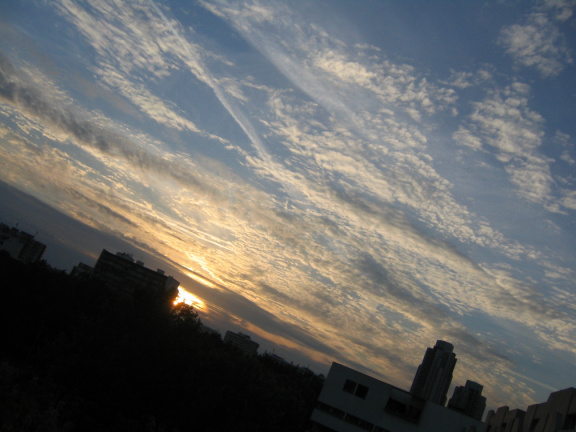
[0,252,323,431]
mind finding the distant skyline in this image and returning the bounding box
[1,0,575,412]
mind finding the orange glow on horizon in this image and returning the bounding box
[173,287,206,311]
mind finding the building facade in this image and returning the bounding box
[70,262,94,278]
[448,380,487,421]
[93,249,179,295]
[310,362,484,432]
[484,387,576,432]
[410,340,457,406]
[483,407,525,432]
[0,223,46,264]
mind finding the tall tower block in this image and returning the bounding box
[410,340,457,406]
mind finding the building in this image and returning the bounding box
[70,262,94,278]
[0,223,47,264]
[410,340,457,406]
[448,380,487,421]
[484,387,576,432]
[483,407,525,432]
[310,362,484,432]
[93,249,179,295]
[224,331,259,356]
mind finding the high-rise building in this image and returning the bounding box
[448,380,486,420]
[410,340,457,406]
[0,223,46,264]
[93,249,179,295]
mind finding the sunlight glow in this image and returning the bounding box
[174,287,206,310]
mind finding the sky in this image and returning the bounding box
[1,0,575,413]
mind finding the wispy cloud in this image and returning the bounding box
[54,0,229,143]
[0,52,225,196]
[190,2,576,397]
[453,82,564,210]
[499,5,573,77]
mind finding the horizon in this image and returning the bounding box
[0,195,568,417]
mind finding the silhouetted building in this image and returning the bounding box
[0,223,46,263]
[310,362,484,432]
[224,331,259,356]
[93,249,179,295]
[448,380,487,421]
[484,406,525,432]
[70,262,94,278]
[484,387,576,432]
[410,340,457,406]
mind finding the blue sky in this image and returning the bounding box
[1,0,575,412]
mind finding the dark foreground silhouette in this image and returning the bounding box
[0,252,322,431]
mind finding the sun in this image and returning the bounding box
[173,287,206,310]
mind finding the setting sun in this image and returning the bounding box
[173,287,206,310]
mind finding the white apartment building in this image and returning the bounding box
[310,362,484,432]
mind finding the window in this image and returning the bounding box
[355,384,369,399]
[385,398,407,415]
[342,379,369,399]
[385,398,422,423]
[343,379,357,394]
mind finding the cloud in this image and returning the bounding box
[499,9,573,77]
[55,0,173,78]
[0,52,225,197]
[53,0,231,144]
[261,87,529,262]
[198,1,523,263]
[453,82,564,210]
[543,0,576,21]
[313,50,377,87]
[177,5,576,377]
[443,69,493,89]
[95,64,203,134]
